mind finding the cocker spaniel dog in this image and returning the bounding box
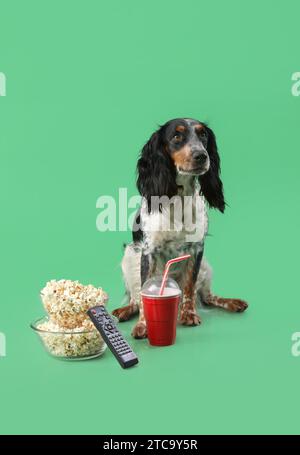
[113,118,248,338]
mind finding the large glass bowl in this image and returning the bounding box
[31,316,107,360]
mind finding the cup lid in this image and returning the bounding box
[141,276,181,297]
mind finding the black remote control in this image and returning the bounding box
[87,306,139,369]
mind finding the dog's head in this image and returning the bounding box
[137,118,225,212]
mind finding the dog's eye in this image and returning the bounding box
[198,130,207,139]
[173,134,183,142]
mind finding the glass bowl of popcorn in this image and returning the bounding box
[31,279,109,360]
[31,316,107,360]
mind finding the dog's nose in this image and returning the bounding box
[192,150,207,165]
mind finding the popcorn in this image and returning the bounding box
[40,279,108,329]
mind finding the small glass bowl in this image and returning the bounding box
[31,316,107,360]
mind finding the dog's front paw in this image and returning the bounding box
[132,321,148,339]
[179,311,202,326]
[112,303,138,322]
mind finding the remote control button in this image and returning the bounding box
[104,323,114,331]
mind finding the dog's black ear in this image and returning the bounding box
[198,126,225,213]
[136,128,177,209]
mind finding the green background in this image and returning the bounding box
[0,0,299,435]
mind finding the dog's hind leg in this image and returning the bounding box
[197,259,248,313]
[112,244,141,322]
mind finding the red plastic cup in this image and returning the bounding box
[141,278,182,346]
